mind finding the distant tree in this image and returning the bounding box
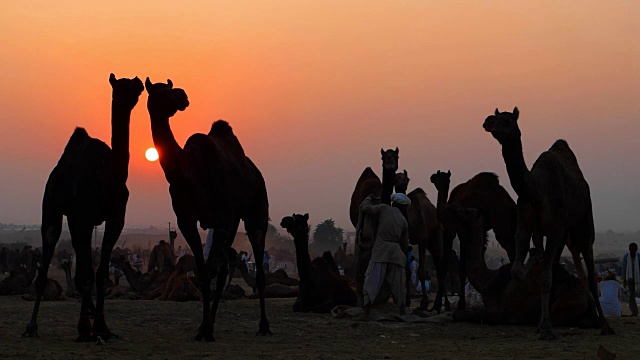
[310,219,344,255]
[266,222,295,251]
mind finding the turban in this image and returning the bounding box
[391,193,411,206]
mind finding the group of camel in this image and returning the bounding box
[348,107,613,339]
[16,73,612,343]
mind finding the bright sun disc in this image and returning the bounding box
[145,147,159,162]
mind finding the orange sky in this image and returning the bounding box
[0,1,638,234]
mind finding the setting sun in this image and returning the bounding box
[145,147,159,162]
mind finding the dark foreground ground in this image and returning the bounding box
[0,294,639,360]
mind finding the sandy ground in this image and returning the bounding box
[1,280,640,360]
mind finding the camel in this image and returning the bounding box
[483,107,613,338]
[281,214,357,313]
[430,170,517,312]
[145,77,270,341]
[1,246,34,274]
[442,204,598,329]
[148,240,174,272]
[236,258,299,292]
[142,255,202,302]
[22,73,143,341]
[0,245,39,295]
[23,273,64,301]
[111,256,171,293]
[406,188,443,309]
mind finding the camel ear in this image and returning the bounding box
[447,170,451,176]
[167,79,173,88]
[380,148,385,156]
[303,213,309,221]
[395,147,399,155]
[109,73,116,85]
[145,77,153,93]
[495,108,500,116]
[513,107,519,121]
[403,170,407,176]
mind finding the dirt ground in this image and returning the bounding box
[1,281,639,360]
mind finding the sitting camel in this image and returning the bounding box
[442,204,598,329]
[236,257,299,293]
[143,255,202,302]
[281,213,357,313]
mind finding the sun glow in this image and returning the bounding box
[145,147,159,162]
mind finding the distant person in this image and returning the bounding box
[263,251,271,273]
[360,193,409,315]
[132,253,143,272]
[240,250,251,262]
[622,242,639,316]
[335,242,347,268]
[599,270,622,317]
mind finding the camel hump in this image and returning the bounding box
[361,167,377,179]
[470,172,500,187]
[62,128,90,154]
[408,187,427,198]
[547,139,584,177]
[208,120,234,136]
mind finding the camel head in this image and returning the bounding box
[381,147,399,173]
[394,170,410,194]
[429,170,451,192]
[109,73,144,110]
[482,107,520,144]
[145,77,189,118]
[280,213,310,239]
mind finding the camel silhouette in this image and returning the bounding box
[443,204,598,330]
[430,171,517,312]
[281,213,357,313]
[145,77,270,341]
[483,107,613,339]
[22,74,143,341]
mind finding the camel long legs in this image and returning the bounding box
[69,217,98,342]
[178,218,212,341]
[93,202,126,339]
[538,229,567,340]
[432,229,455,312]
[22,200,63,338]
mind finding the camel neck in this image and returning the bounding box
[111,102,132,184]
[435,184,450,213]
[381,169,395,205]
[460,226,495,294]
[501,139,537,202]
[293,231,313,282]
[149,115,183,182]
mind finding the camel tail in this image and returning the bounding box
[208,120,234,136]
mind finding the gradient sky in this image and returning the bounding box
[0,1,638,234]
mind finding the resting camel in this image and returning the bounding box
[281,214,357,313]
[111,256,171,293]
[236,258,299,293]
[392,170,443,309]
[0,249,38,295]
[22,74,143,341]
[442,204,598,329]
[483,107,613,338]
[146,77,270,341]
[430,170,517,312]
[143,255,202,302]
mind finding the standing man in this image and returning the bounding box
[623,242,639,316]
[263,250,271,273]
[360,193,410,315]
